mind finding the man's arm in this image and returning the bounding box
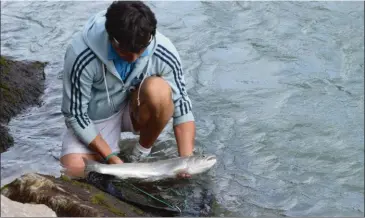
[61,45,122,164]
[174,121,195,178]
[155,41,196,157]
[89,135,123,164]
[174,121,195,157]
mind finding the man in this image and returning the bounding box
[60,1,195,178]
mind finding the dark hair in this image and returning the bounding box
[105,1,157,53]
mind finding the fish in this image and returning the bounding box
[83,155,217,182]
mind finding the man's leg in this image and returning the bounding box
[60,109,124,178]
[129,76,174,153]
[60,153,103,178]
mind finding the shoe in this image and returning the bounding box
[125,145,150,163]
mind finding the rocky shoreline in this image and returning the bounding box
[0,56,218,217]
[0,55,46,153]
[1,173,153,217]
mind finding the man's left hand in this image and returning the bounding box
[176,171,191,179]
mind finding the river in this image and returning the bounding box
[1,1,363,216]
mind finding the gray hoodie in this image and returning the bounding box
[61,10,194,145]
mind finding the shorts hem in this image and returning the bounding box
[60,148,121,158]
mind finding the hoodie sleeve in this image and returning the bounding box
[155,43,195,126]
[61,45,99,145]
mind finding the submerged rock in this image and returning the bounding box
[0,173,151,217]
[1,195,56,217]
[0,55,46,153]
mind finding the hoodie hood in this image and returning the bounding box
[82,10,110,67]
[81,10,157,76]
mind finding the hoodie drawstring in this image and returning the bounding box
[102,64,112,106]
[136,57,152,106]
[103,62,150,108]
[137,71,149,106]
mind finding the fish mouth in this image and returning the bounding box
[205,155,217,163]
[189,155,217,174]
[204,155,217,167]
[207,156,216,161]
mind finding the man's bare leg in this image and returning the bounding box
[130,76,174,148]
[129,76,192,178]
[60,153,103,178]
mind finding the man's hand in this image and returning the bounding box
[89,135,123,164]
[107,155,124,164]
[177,172,191,179]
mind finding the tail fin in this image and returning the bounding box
[82,157,100,177]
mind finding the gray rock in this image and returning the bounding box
[1,195,56,217]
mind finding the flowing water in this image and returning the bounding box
[1,1,364,216]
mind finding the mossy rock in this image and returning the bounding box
[90,192,126,217]
[0,55,47,153]
[1,173,153,217]
[0,56,8,66]
[0,56,9,74]
[0,125,14,153]
[1,183,9,192]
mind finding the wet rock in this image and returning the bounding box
[0,55,46,153]
[1,195,56,217]
[0,173,151,217]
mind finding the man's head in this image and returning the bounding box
[105,1,157,62]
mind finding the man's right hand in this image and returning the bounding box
[89,134,124,164]
[107,155,124,164]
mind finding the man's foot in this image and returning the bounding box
[125,142,151,163]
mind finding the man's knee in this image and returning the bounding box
[60,153,101,178]
[139,76,173,108]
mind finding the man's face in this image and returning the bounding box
[111,41,145,63]
[111,35,153,63]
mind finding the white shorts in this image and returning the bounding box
[60,100,136,158]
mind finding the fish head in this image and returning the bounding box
[185,155,217,175]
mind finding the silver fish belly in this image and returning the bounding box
[83,155,217,181]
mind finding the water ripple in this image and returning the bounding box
[1,1,364,216]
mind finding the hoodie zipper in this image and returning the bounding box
[102,64,118,112]
[102,53,151,113]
